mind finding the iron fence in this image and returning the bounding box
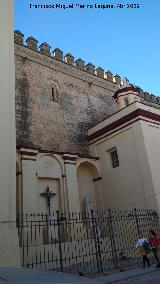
[17,208,160,275]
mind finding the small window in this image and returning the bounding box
[124,97,129,107]
[51,86,58,102]
[110,149,119,168]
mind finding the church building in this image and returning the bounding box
[15,30,160,219]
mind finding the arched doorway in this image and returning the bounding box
[77,161,102,212]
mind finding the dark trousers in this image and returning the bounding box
[142,255,150,267]
[152,248,160,264]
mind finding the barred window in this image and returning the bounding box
[110,149,119,168]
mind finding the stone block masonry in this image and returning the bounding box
[15,32,120,154]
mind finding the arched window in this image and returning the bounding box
[51,85,58,102]
[124,97,129,107]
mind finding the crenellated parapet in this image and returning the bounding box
[14,30,159,102]
[142,92,160,106]
[75,58,85,70]
[53,48,63,61]
[64,53,74,65]
[114,74,121,85]
[95,67,104,78]
[39,42,51,56]
[26,36,38,51]
[14,30,126,86]
[14,30,24,45]
[85,62,95,75]
[114,85,160,108]
[105,70,113,82]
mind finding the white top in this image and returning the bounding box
[136,237,148,248]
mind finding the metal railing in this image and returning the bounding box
[17,208,160,275]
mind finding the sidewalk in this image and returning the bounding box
[0,266,158,284]
[0,267,101,284]
[95,266,158,284]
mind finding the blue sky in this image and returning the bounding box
[14,0,160,95]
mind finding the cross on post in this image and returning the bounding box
[40,185,56,214]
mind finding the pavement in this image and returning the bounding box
[114,270,160,284]
[95,266,159,283]
[0,267,101,284]
[0,266,160,284]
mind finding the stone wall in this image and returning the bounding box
[15,32,119,154]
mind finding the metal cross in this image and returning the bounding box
[40,185,56,214]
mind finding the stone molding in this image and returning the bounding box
[88,108,160,143]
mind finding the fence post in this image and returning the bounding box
[26,214,30,268]
[108,209,118,269]
[21,215,25,267]
[94,211,103,272]
[91,210,100,273]
[134,208,140,235]
[56,211,63,272]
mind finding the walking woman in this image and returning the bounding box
[149,230,160,268]
[136,233,150,268]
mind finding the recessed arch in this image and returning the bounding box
[77,160,101,179]
[36,154,63,213]
[36,153,64,178]
[77,160,102,212]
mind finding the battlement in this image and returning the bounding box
[14,30,159,107]
[139,91,160,108]
[114,85,160,108]
[14,30,127,86]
